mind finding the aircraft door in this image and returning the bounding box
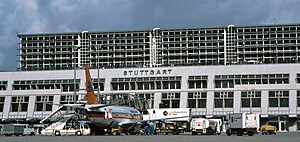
[108,109,113,119]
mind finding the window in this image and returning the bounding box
[35,96,53,111]
[241,91,261,107]
[269,91,289,107]
[138,93,154,109]
[11,96,29,112]
[188,92,207,108]
[188,76,208,89]
[160,93,180,108]
[214,92,233,108]
[111,77,181,91]
[60,95,78,110]
[0,97,5,112]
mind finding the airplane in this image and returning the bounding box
[41,64,193,135]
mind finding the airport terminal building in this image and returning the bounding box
[1,24,300,131]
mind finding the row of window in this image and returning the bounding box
[0,91,300,112]
[215,74,289,88]
[1,73,297,91]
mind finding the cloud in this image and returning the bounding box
[0,0,300,70]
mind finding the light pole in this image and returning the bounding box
[70,46,80,98]
[91,45,101,101]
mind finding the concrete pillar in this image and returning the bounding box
[207,91,214,115]
[3,96,11,119]
[180,92,188,108]
[27,96,36,118]
[234,91,241,113]
[180,75,188,108]
[289,90,297,116]
[153,92,161,109]
[52,94,61,110]
[261,90,269,116]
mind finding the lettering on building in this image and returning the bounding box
[124,69,172,76]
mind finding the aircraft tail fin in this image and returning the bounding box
[85,64,100,105]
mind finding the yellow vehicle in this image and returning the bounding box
[156,122,180,135]
[260,125,277,135]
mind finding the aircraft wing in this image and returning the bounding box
[118,115,197,126]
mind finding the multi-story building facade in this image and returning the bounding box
[18,24,300,71]
[0,24,299,131]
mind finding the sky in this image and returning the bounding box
[0,0,300,71]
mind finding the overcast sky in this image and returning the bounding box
[0,0,300,71]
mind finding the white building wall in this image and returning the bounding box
[0,64,300,131]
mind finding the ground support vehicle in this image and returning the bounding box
[190,118,219,135]
[155,122,180,135]
[2,124,35,136]
[41,120,90,136]
[260,125,277,135]
[145,108,191,135]
[225,113,259,136]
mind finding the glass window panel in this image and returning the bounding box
[189,81,194,89]
[202,93,207,98]
[198,99,206,108]
[21,103,28,111]
[241,98,250,107]
[214,99,223,108]
[280,98,289,107]
[163,81,169,89]
[46,104,52,111]
[225,99,233,108]
[202,81,207,88]
[160,100,170,108]
[188,99,196,108]
[170,82,176,89]
[269,98,278,107]
[0,104,3,112]
[172,100,180,108]
[11,103,19,112]
[252,98,261,107]
[215,81,221,88]
[137,82,143,90]
[175,82,181,89]
[36,103,43,111]
[188,93,193,98]
[298,98,300,107]
[175,93,180,98]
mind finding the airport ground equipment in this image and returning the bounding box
[225,113,260,136]
[2,124,35,136]
[155,122,180,135]
[144,108,191,134]
[260,124,277,135]
[190,118,220,135]
[41,114,90,136]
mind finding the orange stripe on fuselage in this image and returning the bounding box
[87,113,142,120]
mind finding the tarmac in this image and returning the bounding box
[0,132,300,142]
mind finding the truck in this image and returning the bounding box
[190,118,221,135]
[155,122,180,135]
[144,108,191,134]
[225,113,259,136]
[2,124,35,136]
[41,120,90,136]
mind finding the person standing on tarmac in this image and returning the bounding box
[144,123,149,135]
[149,121,154,135]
